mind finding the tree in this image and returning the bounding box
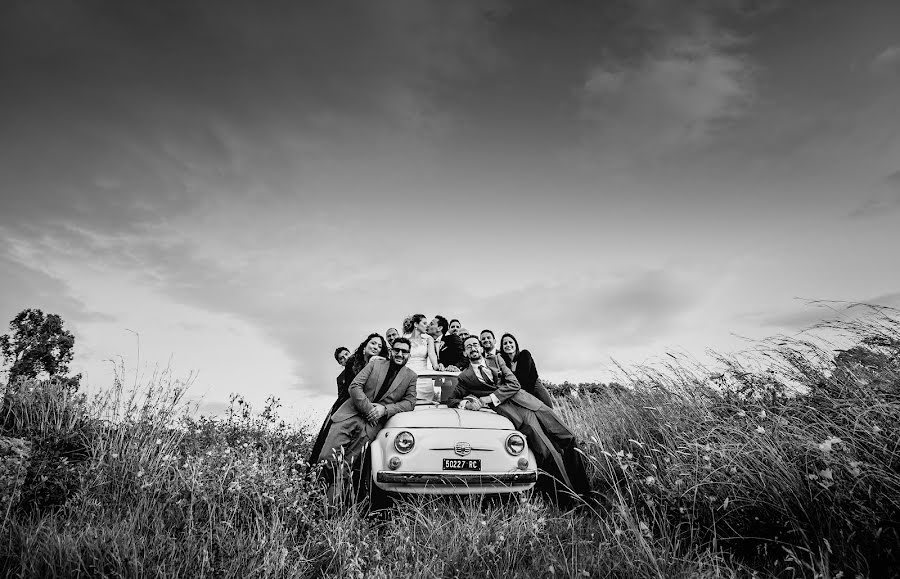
[0,308,80,387]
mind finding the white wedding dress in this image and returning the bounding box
[406,334,435,402]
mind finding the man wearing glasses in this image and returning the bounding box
[316,337,418,505]
[448,335,593,508]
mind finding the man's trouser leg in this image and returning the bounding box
[317,416,367,507]
[533,406,592,498]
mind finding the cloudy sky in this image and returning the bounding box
[2,0,899,418]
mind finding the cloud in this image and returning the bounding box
[459,270,705,376]
[849,170,900,218]
[579,31,755,158]
[870,45,900,79]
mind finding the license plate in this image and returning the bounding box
[442,458,481,471]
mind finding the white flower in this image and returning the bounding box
[645,476,656,485]
[155,439,162,445]
[755,426,766,434]
[759,410,767,419]
[819,468,833,481]
[817,437,843,454]
[848,461,862,477]
[736,410,747,418]
[873,425,883,433]
[570,389,579,399]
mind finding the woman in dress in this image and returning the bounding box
[499,332,554,408]
[403,314,439,402]
[308,333,388,467]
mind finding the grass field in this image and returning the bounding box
[1,309,898,578]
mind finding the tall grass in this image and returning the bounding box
[1,308,898,577]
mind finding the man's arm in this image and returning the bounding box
[348,360,376,416]
[446,374,474,408]
[491,358,522,405]
[382,373,418,418]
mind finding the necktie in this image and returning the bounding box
[479,365,495,386]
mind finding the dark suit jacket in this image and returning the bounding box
[436,333,467,369]
[329,358,418,439]
[500,350,554,407]
[448,357,544,412]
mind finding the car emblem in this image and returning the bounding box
[454,442,472,456]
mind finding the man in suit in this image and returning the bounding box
[480,329,497,357]
[448,319,461,335]
[317,337,418,504]
[447,335,592,507]
[427,314,467,371]
[334,346,350,367]
[385,327,400,347]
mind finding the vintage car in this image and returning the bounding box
[370,370,538,496]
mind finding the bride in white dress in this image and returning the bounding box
[402,314,439,402]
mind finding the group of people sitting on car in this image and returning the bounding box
[308,314,595,510]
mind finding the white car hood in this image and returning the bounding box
[387,406,514,430]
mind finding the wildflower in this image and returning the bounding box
[729,466,737,475]
[722,497,730,510]
[817,437,843,454]
[759,410,767,419]
[616,450,624,458]
[807,473,818,480]
[819,468,833,481]
[155,439,162,445]
[702,455,711,462]
[736,410,747,418]
[848,461,862,477]
[638,521,650,535]
[137,470,144,478]
[570,389,579,399]
[755,426,766,434]
[873,425,883,433]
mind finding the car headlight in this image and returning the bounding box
[505,433,525,455]
[394,431,415,454]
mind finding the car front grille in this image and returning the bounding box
[375,471,537,485]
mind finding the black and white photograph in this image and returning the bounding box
[1,1,899,577]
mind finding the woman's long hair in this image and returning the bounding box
[499,332,520,366]
[346,332,388,377]
[402,314,426,335]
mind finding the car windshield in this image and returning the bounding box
[413,373,459,406]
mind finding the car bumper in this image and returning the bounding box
[375,470,537,494]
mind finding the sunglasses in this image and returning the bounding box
[391,348,410,355]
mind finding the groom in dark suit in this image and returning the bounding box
[317,337,418,504]
[427,314,467,370]
[447,335,592,507]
